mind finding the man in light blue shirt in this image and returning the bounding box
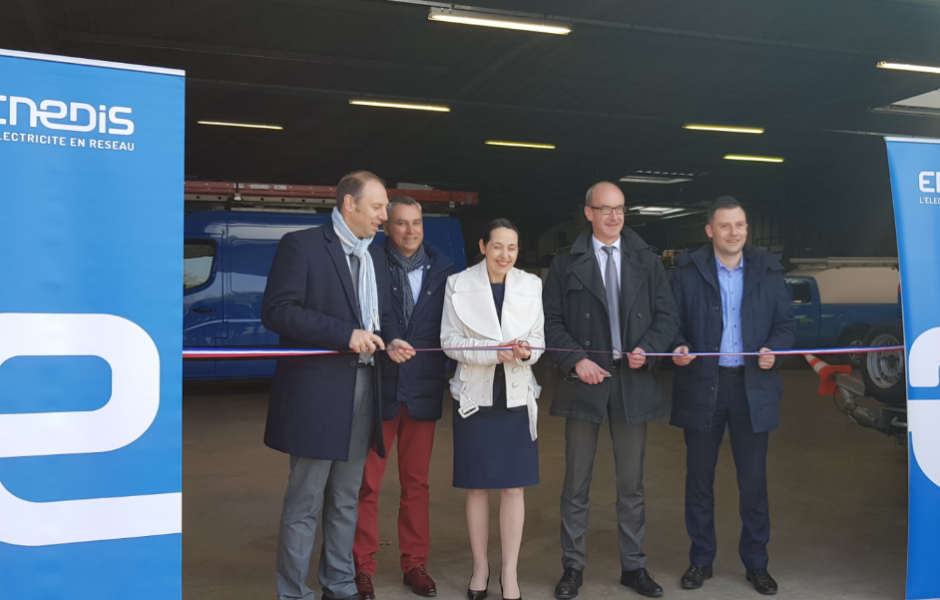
[669,197,795,595]
[717,255,745,367]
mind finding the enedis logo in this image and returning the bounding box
[1,94,133,133]
[0,94,136,151]
[918,171,940,205]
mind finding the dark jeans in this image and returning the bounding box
[684,369,770,570]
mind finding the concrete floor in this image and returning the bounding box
[183,366,907,600]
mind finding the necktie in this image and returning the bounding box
[602,246,622,355]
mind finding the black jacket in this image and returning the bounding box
[543,227,679,424]
[261,225,395,461]
[669,243,796,433]
[376,239,455,421]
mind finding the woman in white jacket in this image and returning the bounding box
[440,219,545,600]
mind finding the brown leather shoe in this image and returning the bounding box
[355,571,375,600]
[403,565,437,597]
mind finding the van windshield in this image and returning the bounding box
[185,241,216,290]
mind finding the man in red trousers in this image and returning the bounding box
[354,196,455,599]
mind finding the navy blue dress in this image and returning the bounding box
[452,283,540,489]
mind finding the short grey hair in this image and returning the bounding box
[585,183,598,206]
[387,195,422,218]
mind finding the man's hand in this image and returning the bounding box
[387,339,416,363]
[349,329,386,354]
[673,345,696,367]
[575,358,610,385]
[512,339,532,361]
[627,347,647,369]
[758,347,775,370]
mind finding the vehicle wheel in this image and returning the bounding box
[860,320,906,406]
[836,326,868,368]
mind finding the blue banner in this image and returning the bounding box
[0,50,183,599]
[886,137,940,600]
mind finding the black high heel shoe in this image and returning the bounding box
[500,574,521,600]
[467,567,489,600]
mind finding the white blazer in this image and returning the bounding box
[440,261,545,441]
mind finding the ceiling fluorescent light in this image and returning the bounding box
[620,175,692,184]
[661,210,699,220]
[429,7,571,35]
[628,206,684,216]
[485,140,555,149]
[197,120,283,130]
[877,61,940,75]
[871,105,940,119]
[625,206,701,220]
[349,99,451,112]
[724,154,784,163]
[683,124,764,134]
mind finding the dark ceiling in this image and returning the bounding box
[5,0,940,235]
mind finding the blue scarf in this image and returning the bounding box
[331,208,379,333]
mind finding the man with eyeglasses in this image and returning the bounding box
[543,181,678,598]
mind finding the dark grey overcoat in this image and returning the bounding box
[543,227,679,424]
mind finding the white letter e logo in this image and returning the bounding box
[0,313,180,546]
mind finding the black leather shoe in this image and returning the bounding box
[499,574,521,600]
[746,569,778,595]
[467,567,489,600]
[620,568,663,598]
[680,564,713,589]
[554,568,583,599]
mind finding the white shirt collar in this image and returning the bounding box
[592,235,621,254]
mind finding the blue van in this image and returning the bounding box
[183,210,468,379]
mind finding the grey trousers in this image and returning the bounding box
[560,373,649,572]
[276,367,374,600]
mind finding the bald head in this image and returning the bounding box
[585,181,624,207]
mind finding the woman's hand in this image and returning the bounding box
[497,346,516,363]
[512,339,532,360]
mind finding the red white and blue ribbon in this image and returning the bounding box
[182,345,905,359]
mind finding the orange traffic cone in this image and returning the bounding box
[804,353,852,395]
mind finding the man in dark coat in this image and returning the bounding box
[353,197,455,599]
[544,182,679,599]
[669,196,795,595]
[262,171,410,600]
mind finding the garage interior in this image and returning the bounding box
[5,1,933,598]
[183,369,907,600]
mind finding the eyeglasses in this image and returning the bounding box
[588,205,626,215]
